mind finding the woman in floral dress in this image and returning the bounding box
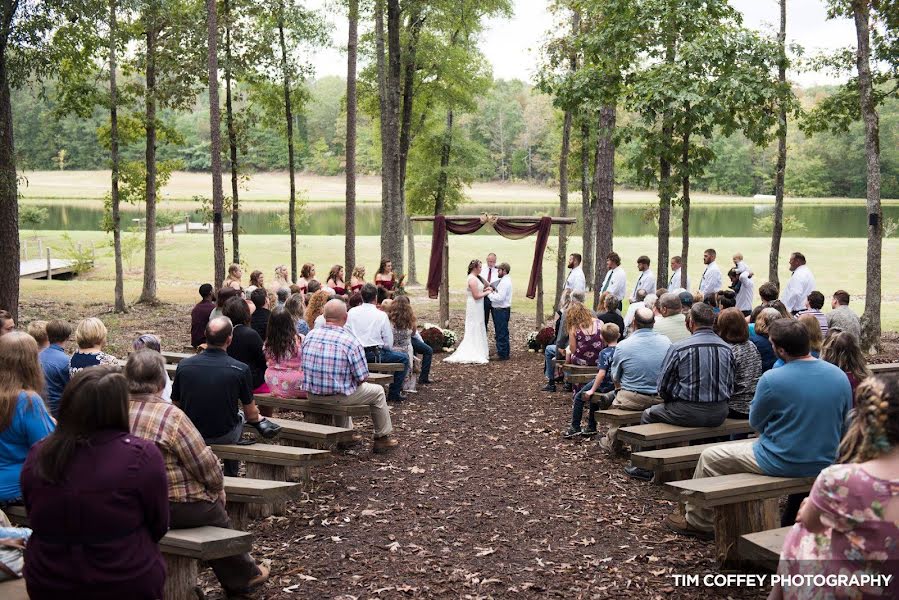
[263,309,305,399]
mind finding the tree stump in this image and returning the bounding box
[713,498,779,568]
[163,554,199,600]
[227,502,250,531]
[245,463,288,517]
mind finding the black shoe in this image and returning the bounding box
[388,393,408,402]
[498,356,510,361]
[247,418,281,439]
[563,427,582,439]
[581,426,597,437]
[563,382,573,393]
[624,466,654,481]
[553,374,565,383]
[541,383,557,392]
[418,378,440,385]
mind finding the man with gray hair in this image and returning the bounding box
[653,292,690,344]
[275,287,290,310]
[592,307,671,454]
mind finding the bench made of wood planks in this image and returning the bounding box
[738,526,791,572]
[161,351,194,364]
[870,362,899,374]
[666,473,814,566]
[367,362,405,373]
[631,439,752,483]
[617,419,755,450]
[0,578,26,599]
[595,408,643,426]
[242,416,355,448]
[222,476,300,528]
[254,394,373,428]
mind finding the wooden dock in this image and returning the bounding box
[20,258,81,279]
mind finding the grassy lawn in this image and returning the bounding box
[19,230,899,332]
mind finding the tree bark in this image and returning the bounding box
[344,0,358,275]
[139,15,159,304]
[580,119,594,293]
[768,0,787,287]
[207,0,226,288]
[680,120,690,290]
[278,4,298,282]
[853,0,882,351]
[384,0,403,274]
[109,0,126,312]
[375,1,393,269]
[593,106,615,310]
[435,109,453,326]
[399,8,422,285]
[224,0,240,265]
[0,3,20,321]
[555,109,572,311]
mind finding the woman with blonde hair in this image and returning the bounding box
[224,263,243,291]
[772,314,824,370]
[749,307,783,372]
[69,317,118,376]
[0,332,55,505]
[304,289,332,329]
[566,302,604,367]
[274,264,292,289]
[821,329,871,394]
[350,266,366,293]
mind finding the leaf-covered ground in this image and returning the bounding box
[19,299,899,599]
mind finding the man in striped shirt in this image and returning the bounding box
[797,290,828,337]
[302,300,398,452]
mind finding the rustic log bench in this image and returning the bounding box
[161,526,253,600]
[367,362,405,373]
[665,474,814,567]
[0,578,27,599]
[161,351,194,364]
[254,394,373,428]
[870,362,899,374]
[223,476,300,529]
[617,419,755,450]
[242,416,355,448]
[738,526,790,572]
[631,439,751,483]
[595,408,643,426]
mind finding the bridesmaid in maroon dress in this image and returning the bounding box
[326,265,348,301]
[297,263,316,295]
[350,266,366,293]
[375,259,397,299]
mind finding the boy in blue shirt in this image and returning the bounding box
[564,323,620,438]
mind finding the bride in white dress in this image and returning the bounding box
[444,259,492,365]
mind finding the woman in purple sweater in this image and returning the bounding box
[21,367,169,599]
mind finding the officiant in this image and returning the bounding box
[488,263,512,361]
[483,253,499,330]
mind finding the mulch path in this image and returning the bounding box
[17,298,899,599]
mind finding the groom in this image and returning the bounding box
[487,263,512,361]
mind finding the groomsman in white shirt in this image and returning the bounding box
[483,253,499,330]
[630,255,656,303]
[781,252,816,314]
[565,253,587,294]
[599,252,627,303]
[698,248,722,296]
[488,263,513,360]
[667,256,691,293]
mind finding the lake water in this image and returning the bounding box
[25,202,898,238]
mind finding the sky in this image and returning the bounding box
[306,0,857,87]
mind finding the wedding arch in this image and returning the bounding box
[410,213,577,327]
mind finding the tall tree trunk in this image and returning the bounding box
[139,18,159,304]
[593,106,616,310]
[385,0,403,274]
[680,119,690,290]
[853,0,882,352]
[109,0,125,312]
[207,0,225,288]
[657,149,672,290]
[555,109,572,311]
[0,11,20,321]
[399,9,422,285]
[224,0,240,265]
[375,1,393,269]
[344,0,358,275]
[278,7,298,282]
[435,109,453,326]
[580,119,594,292]
[768,0,787,287]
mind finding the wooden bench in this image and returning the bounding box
[617,419,755,450]
[0,578,26,599]
[366,372,393,385]
[368,362,404,373]
[161,526,253,600]
[596,408,643,426]
[870,362,899,374]
[254,394,371,428]
[631,439,751,483]
[666,473,814,566]
[223,476,301,528]
[738,526,790,571]
[242,416,354,448]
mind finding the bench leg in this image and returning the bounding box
[304,412,337,427]
[713,499,779,568]
[227,501,250,531]
[245,463,289,517]
[163,553,200,600]
[652,466,694,485]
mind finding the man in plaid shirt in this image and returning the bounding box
[302,300,398,452]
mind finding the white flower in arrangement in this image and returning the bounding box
[421,322,441,331]
[442,329,457,349]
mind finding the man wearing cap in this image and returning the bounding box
[654,292,691,344]
[487,263,513,361]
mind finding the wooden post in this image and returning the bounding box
[163,554,198,600]
[185,216,190,234]
[46,248,52,280]
[536,265,544,328]
[713,498,779,568]
[37,239,43,258]
[440,231,449,327]
[245,463,288,517]
[227,502,250,531]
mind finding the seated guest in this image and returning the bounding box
[245,269,264,294]
[623,289,648,331]
[821,329,871,394]
[771,375,898,599]
[703,292,719,313]
[349,292,364,310]
[191,284,216,347]
[21,367,168,599]
[297,263,316,295]
[38,320,72,417]
[664,318,853,538]
[388,296,419,393]
[264,309,306,399]
[249,288,271,341]
[302,300,398,451]
[132,334,172,402]
[542,290,577,392]
[326,265,348,300]
[715,308,762,419]
[305,278,322,298]
[0,332,55,506]
[346,284,409,401]
[26,321,49,350]
[594,309,671,455]
[285,292,310,335]
[798,290,828,336]
[224,263,243,291]
[774,314,823,369]
[274,264,292,289]
[827,289,861,341]
[305,289,331,330]
[350,266,366,293]
[0,310,14,336]
[374,258,398,299]
[567,301,605,366]
[172,317,278,476]
[716,289,736,310]
[643,293,658,313]
[275,286,290,310]
[210,286,241,321]
[654,293,690,344]
[69,317,118,376]
[750,307,783,372]
[749,281,780,328]
[770,299,791,319]
[564,323,620,438]
[125,351,269,594]
[222,297,268,395]
[595,294,625,337]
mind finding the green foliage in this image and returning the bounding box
[60,233,96,274]
[18,205,49,229]
[110,231,146,268]
[753,214,806,234]
[272,192,309,232]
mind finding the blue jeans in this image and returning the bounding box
[410,336,433,381]
[570,388,598,431]
[492,307,511,359]
[544,345,558,380]
[365,347,409,399]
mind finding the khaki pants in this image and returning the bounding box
[684,440,762,531]
[600,390,662,452]
[310,382,393,438]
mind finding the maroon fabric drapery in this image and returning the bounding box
[426,215,553,300]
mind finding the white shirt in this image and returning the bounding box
[734,271,755,312]
[600,265,627,301]
[630,269,656,302]
[699,261,722,295]
[623,301,644,330]
[483,265,499,286]
[667,269,691,294]
[781,264,816,313]
[566,266,587,293]
[345,303,393,348]
[487,275,512,309]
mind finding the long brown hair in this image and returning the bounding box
[305,289,332,328]
[327,265,344,284]
[0,332,46,430]
[34,367,131,485]
[265,309,299,362]
[838,375,899,463]
[822,329,871,384]
[566,302,596,335]
[388,295,416,331]
[377,258,392,276]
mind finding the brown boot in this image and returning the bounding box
[373,436,399,453]
[248,564,270,588]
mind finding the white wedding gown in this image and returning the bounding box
[444,275,490,364]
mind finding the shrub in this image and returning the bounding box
[536,326,555,349]
[421,327,445,352]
